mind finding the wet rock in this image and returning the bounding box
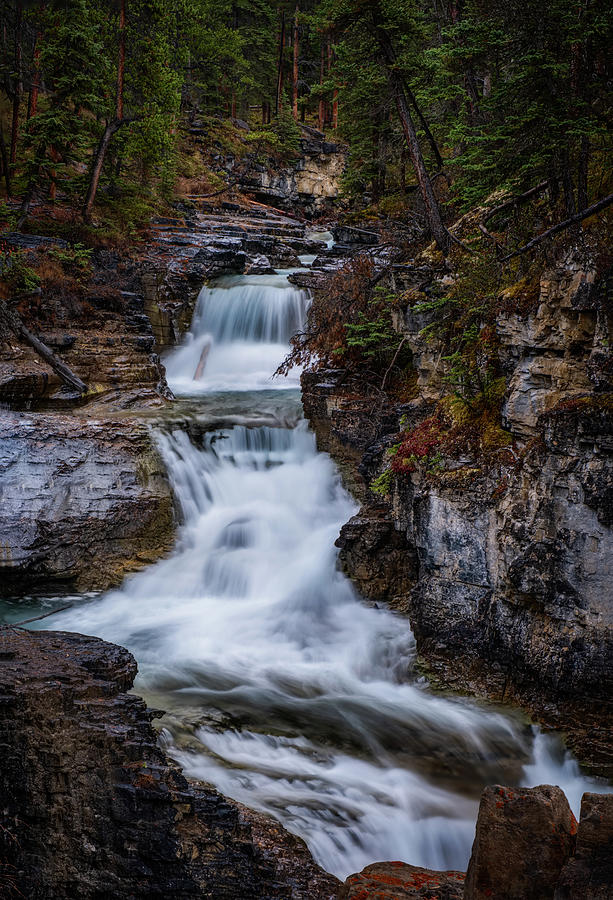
[332,224,380,246]
[245,253,275,275]
[464,784,577,900]
[336,505,417,604]
[0,412,175,595]
[0,629,340,899]
[555,793,613,899]
[338,862,464,899]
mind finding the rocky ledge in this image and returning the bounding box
[0,628,340,899]
[0,412,175,595]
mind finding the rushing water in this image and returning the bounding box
[18,265,611,879]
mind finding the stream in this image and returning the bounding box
[16,256,611,879]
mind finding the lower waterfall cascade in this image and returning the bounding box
[38,264,610,879]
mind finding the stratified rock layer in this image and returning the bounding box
[0,628,339,899]
[0,412,175,595]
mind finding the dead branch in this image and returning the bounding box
[483,180,549,223]
[501,192,613,262]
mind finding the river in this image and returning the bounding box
[15,260,611,879]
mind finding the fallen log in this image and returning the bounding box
[0,299,87,393]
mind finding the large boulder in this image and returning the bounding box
[464,784,577,900]
[555,793,613,899]
[337,862,464,900]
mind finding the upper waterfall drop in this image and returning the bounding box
[164,271,309,394]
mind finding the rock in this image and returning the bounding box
[245,253,274,275]
[464,784,577,900]
[338,862,464,899]
[0,412,175,595]
[332,224,379,246]
[336,505,417,604]
[555,793,613,899]
[0,629,340,899]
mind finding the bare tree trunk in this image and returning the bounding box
[275,9,285,116]
[116,0,125,120]
[0,122,11,197]
[10,0,23,165]
[82,0,127,222]
[318,41,325,130]
[27,29,41,121]
[577,135,590,210]
[292,5,299,120]
[82,119,123,222]
[372,19,449,254]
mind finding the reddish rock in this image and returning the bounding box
[464,784,577,900]
[555,792,613,899]
[337,861,464,899]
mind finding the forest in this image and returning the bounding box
[1,0,611,240]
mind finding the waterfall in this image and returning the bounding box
[164,272,309,394]
[43,265,610,880]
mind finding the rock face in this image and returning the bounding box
[302,248,613,765]
[0,412,175,595]
[338,862,464,900]
[231,134,345,217]
[464,785,577,900]
[555,793,613,899]
[339,787,613,900]
[0,628,340,899]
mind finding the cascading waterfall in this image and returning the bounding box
[164,272,310,393]
[43,263,609,879]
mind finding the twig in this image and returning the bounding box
[381,336,407,391]
[501,192,613,261]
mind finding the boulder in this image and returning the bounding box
[555,792,613,899]
[464,784,577,899]
[338,862,464,899]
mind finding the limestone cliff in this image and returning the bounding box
[302,246,613,772]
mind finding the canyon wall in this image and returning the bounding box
[303,247,613,771]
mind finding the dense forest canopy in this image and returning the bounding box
[0,0,612,244]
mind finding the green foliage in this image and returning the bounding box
[370,468,393,496]
[47,244,93,278]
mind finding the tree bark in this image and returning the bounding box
[292,5,299,121]
[275,9,286,116]
[10,0,23,165]
[318,40,325,130]
[116,0,126,120]
[577,135,590,211]
[82,118,123,222]
[371,18,449,254]
[0,122,11,197]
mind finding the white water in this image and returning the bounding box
[44,267,609,879]
[164,272,309,393]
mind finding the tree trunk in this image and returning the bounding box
[318,41,325,130]
[292,5,299,120]
[275,9,285,116]
[577,136,589,211]
[372,19,449,254]
[82,119,123,222]
[10,0,23,165]
[0,122,11,197]
[116,0,126,120]
[27,30,41,121]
